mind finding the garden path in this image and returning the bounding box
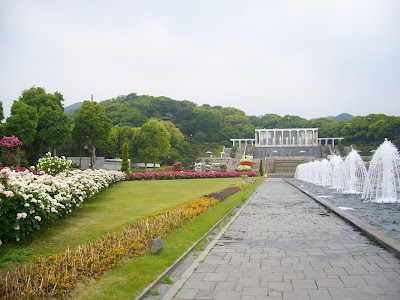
[167,178,400,299]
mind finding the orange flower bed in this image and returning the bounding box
[0,197,221,299]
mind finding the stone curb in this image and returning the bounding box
[134,181,262,300]
[285,178,400,259]
[161,183,260,300]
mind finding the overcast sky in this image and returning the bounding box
[1,0,399,120]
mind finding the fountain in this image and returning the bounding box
[362,139,400,203]
[320,159,332,188]
[293,139,400,240]
[295,140,400,203]
[344,149,367,194]
[330,155,347,193]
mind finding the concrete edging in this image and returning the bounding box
[134,180,263,300]
[285,178,400,259]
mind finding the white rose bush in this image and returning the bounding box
[0,168,127,244]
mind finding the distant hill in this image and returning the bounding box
[326,113,354,122]
[64,102,82,115]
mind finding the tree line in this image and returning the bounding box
[1,86,399,167]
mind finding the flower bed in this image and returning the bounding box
[128,170,258,180]
[0,180,260,299]
[0,169,127,243]
[236,165,252,172]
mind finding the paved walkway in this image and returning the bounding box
[171,179,400,299]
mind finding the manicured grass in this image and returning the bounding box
[72,178,264,299]
[0,178,243,270]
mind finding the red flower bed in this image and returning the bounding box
[128,170,258,181]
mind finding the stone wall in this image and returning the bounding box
[264,156,315,178]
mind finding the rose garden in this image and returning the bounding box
[0,136,262,299]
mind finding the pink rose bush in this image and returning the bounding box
[0,168,127,244]
[128,170,258,180]
[0,136,22,167]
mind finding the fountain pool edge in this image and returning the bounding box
[284,178,400,259]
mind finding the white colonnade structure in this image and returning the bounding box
[231,128,343,148]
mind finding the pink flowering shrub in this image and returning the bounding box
[0,136,22,167]
[173,162,183,171]
[128,170,258,181]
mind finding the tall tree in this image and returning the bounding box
[0,101,4,136]
[308,118,338,138]
[38,107,70,156]
[14,86,68,159]
[260,114,282,128]
[276,115,308,128]
[4,101,38,146]
[72,101,112,168]
[0,101,4,124]
[19,86,63,111]
[136,119,171,171]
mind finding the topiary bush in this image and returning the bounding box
[121,142,129,172]
[259,159,264,176]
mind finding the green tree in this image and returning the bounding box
[173,106,196,136]
[121,142,129,172]
[219,107,254,141]
[0,101,4,124]
[4,101,38,146]
[260,114,282,128]
[136,119,171,171]
[72,101,112,168]
[259,159,264,176]
[38,107,70,156]
[161,120,184,147]
[341,114,387,144]
[248,115,263,128]
[192,106,220,142]
[276,115,308,128]
[308,118,338,137]
[0,101,4,136]
[19,86,63,111]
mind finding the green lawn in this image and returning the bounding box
[72,178,263,299]
[0,178,245,270]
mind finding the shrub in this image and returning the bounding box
[173,162,183,171]
[36,152,72,176]
[0,135,22,167]
[202,186,241,201]
[230,146,237,158]
[0,169,127,243]
[236,165,251,172]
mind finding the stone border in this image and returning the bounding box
[134,180,263,300]
[285,178,400,258]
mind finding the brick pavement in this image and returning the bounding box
[172,178,400,299]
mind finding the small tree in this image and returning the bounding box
[136,119,171,172]
[259,159,264,176]
[121,142,129,172]
[72,101,112,168]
